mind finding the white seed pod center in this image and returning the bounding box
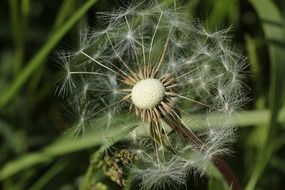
[131,78,165,109]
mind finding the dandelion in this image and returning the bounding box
[57,0,247,189]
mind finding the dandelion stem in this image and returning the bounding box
[212,157,241,190]
[164,110,241,190]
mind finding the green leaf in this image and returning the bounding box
[206,0,239,27]
[245,0,285,189]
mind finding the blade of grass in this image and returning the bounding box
[183,109,285,129]
[0,0,98,108]
[29,160,67,190]
[52,0,77,31]
[27,0,77,98]
[1,108,284,181]
[244,35,268,149]
[245,0,285,189]
[9,0,24,75]
[0,115,140,180]
[245,35,266,109]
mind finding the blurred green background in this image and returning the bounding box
[0,0,284,189]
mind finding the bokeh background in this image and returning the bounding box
[0,0,284,189]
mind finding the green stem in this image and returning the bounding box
[0,0,98,108]
[183,109,285,129]
[0,121,139,180]
[80,147,106,190]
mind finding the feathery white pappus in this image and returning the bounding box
[56,0,248,189]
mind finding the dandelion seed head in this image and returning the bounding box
[57,0,248,188]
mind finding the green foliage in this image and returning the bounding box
[0,0,98,107]
[0,114,140,180]
[0,0,285,189]
[245,0,285,189]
